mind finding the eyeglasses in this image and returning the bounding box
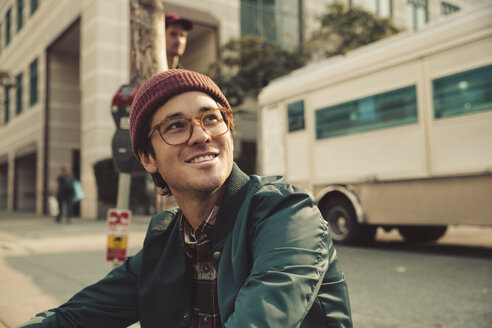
[148,108,232,146]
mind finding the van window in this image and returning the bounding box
[315,85,418,139]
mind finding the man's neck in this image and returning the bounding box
[167,55,180,69]
[173,187,223,230]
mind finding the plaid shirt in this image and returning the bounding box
[181,193,224,328]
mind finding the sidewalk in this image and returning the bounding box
[0,211,149,328]
[1,211,491,327]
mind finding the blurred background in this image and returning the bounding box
[1,0,489,220]
[0,1,491,326]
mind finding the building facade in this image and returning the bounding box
[0,0,485,218]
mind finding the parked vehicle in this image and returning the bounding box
[258,5,492,244]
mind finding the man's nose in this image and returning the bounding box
[187,121,210,145]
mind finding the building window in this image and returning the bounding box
[30,0,38,15]
[29,59,38,106]
[17,0,24,31]
[406,0,428,31]
[315,85,418,139]
[441,2,459,16]
[433,64,492,119]
[368,0,392,18]
[16,73,22,115]
[5,9,11,45]
[4,87,10,124]
[287,100,305,132]
[240,0,301,50]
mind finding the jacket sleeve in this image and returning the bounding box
[17,251,141,328]
[223,184,352,328]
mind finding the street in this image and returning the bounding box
[1,212,491,328]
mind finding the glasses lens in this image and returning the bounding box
[201,109,229,136]
[157,109,231,145]
[160,117,190,145]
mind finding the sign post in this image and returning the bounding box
[106,208,131,265]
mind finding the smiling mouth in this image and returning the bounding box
[187,154,217,164]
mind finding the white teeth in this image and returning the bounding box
[190,154,216,163]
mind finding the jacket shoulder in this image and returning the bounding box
[147,207,180,232]
[243,175,319,223]
[248,174,315,202]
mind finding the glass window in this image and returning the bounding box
[405,0,428,31]
[4,86,10,124]
[16,73,22,115]
[31,0,38,15]
[287,100,305,132]
[441,2,459,16]
[17,0,24,31]
[433,64,492,119]
[6,9,11,45]
[315,86,418,139]
[240,0,300,50]
[380,0,392,17]
[368,0,392,17]
[29,58,38,106]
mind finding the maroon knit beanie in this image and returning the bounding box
[129,69,231,156]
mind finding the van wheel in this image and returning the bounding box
[321,197,376,244]
[398,225,448,243]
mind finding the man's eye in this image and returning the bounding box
[163,120,187,133]
[203,113,221,124]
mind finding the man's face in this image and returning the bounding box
[166,24,188,58]
[142,91,234,196]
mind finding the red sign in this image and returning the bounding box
[106,209,131,263]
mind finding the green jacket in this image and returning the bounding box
[21,164,352,327]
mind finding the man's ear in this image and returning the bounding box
[138,151,157,174]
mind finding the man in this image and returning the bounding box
[165,12,193,69]
[54,165,74,224]
[20,69,352,327]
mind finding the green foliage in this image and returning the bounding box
[308,2,401,59]
[207,35,309,107]
[206,3,400,107]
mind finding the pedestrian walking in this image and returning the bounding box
[54,165,74,224]
[20,69,352,327]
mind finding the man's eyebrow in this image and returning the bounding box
[198,106,216,113]
[162,112,185,121]
[161,106,217,121]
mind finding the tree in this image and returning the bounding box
[207,35,309,107]
[130,0,167,87]
[307,2,401,60]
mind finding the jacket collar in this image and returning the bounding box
[213,163,250,246]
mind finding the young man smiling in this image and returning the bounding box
[20,69,352,327]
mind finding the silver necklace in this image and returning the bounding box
[190,206,215,241]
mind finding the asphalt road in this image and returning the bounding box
[1,214,491,328]
[337,241,492,328]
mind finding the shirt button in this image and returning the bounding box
[203,316,209,323]
[213,251,221,261]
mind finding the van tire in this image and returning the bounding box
[398,225,448,243]
[320,196,376,244]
